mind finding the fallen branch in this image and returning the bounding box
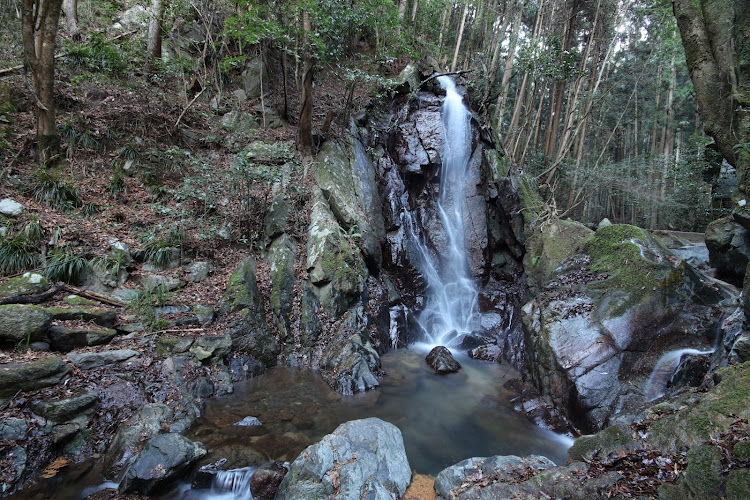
[418,70,474,90]
[0,282,64,305]
[61,284,128,307]
[174,87,204,129]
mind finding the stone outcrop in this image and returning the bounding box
[0,304,53,345]
[522,223,738,431]
[0,356,70,403]
[705,216,750,284]
[275,418,411,500]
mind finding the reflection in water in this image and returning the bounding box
[186,348,572,476]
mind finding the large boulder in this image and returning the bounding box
[0,356,70,403]
[306,191,367,318]
[225,256,278,367]
[0,304,53,345]
[275,418,411,500]
[0,273,48,296]
[523,219,593,291]
[118,433,206,494]
[705,216,750,284]
[425,346,461,374]
[241,57,268,99]
[104,403,175,476]
[523,224,737,431]
[48,326,117,352]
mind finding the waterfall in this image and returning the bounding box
[643,348,714,401]
[210,466,256,499]
[410,76,479,347]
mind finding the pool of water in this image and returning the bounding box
[184,347,572,477]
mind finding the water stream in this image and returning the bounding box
[408,76,479,347]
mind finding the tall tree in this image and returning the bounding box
[22,0,65,165]
[148,0,165,68]
[672,0,750,202]
[63,0,79,40]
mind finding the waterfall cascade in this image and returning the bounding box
[409,76,479,347]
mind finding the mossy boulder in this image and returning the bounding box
[568,424,633,461]
[658,445,723,499]
[522,224,735,431]
[224,256,265,314]
[268,234,296,345]
[48,326,117,352]
[306,192,367,319]
[0,304,53,345]
[523,219,592,290]
[0,273,48,297]
[43,306,116,327]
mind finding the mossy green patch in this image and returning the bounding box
[733,441,750,461]
[568,425,633,461]
[156,337,178,356]
[726,469,750,500]
[63,295,99,306]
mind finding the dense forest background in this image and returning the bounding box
[0,0,734,243]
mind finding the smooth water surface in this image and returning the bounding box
[185,348,572,477]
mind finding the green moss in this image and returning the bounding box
[63,295,99,306]
[733,441,750,461]
[685,445,722,496]
[155,337,178,356]
[726,469,750,500]
[518,175,544,230]
[568,425,632,461]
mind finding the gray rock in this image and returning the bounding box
[241,57,268,99]
[193,304,215,325]
[435,455,556,499]
[186,261,213,282]
[4,446,26,490]
[0,417,27,441]
[221,110,257,134]
[426,346,462,374]
[114,5,149,28]
[0,304,53,344]
[112,288,141,303]
[233,88,247,103]
[705,216,750,283]
[268,234,296,345]
[0,356,70,402]
[119,433,206,494]
[598,217,613,228]
[234,416,262,427]
[48,326,117,352]
[44,306,116,327]
[142,274,184,292]
[251,461,288,500]
[253,104,285,129]
[0,198,23,216]
[104,403,175,477]
[80,262,128,293]
[29,341,50,351]
[318,313,381,395]
[189,335,232,364]
[67,349,139,369]
[0,273,48,297]
[30,388,99,423]
[276,418,411,500]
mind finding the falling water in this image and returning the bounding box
[410,76,479,347]
[643,347,714,402]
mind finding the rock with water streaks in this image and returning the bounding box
[251,461,288,500]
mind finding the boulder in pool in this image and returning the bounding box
[426,346,461,374]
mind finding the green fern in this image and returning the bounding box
[28,169,81,210]
[44,249,89,283]
[0,233,40,275]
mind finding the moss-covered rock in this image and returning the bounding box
[726,469,750,500]
[568,424,633,461]
[658,445,722,499]
[43,306,116,327]
[0,273,48,297]
[48,326,117,352]
[0,304,53,345]
[224,256,264,313]
[268,234,296,345]
[523,219,592,290]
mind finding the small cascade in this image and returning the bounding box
[643,348,714,402]
[211,466,256,500]
[409,76,479,347]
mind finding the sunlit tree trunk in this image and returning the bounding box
[63,0,80,40]
[22,0,64,165]
[298,10,314,156]
[450,1,469,72]
[148,0,165,68]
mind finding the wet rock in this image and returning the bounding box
[30,388,99,423]
[705,216,750,284]
[668,352,710,389]
[456,329,496,350]
[118,433,206,494]
[234,416,262,427]
[186,261,213,282]
[435,455,556,499]
[0,304,53,345]
[0,272,48,296]
[251,461,288,500]
[0,417,27,441]
[0,198,23,216]
[189,334,232,364]
[67,349,139,370]
[3,446,27,491]
[48,326,117,352]
[104,403,175,476]
[468,344,502,362]
[228,354,266,381]
[44,306,116,327]
[425,346,461,374]
[318,312,381,394]
[275,418,411,500]
[0,356,70,403]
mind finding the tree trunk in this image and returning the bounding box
[63,0,80,40]
[672,0,750,201]
[298,11,314,156]
[450,2,469,72]
[22,0,65,166]
[148,0,165,67]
